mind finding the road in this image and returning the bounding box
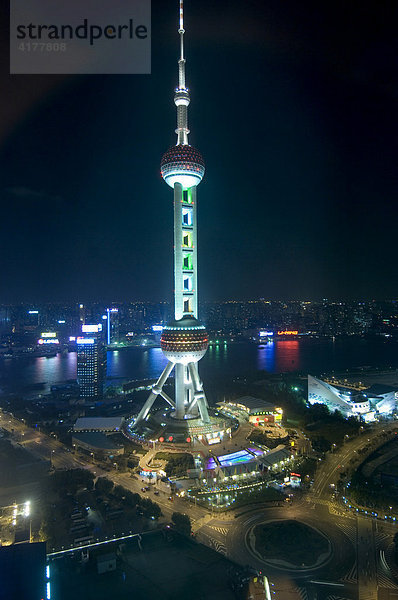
[0,412,105,474]
[0,411,207,525]
[2,410,398,599]
[194,422,398,600]
[358,516,378,600]
[312,423,397,500]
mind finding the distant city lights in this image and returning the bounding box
[277,330,298,336]
[82,324,102,333]
[77,337,95,345]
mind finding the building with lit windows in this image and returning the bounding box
[125,1,233,446]
[77,324,106,399]
[218,397,283,424]
[203,445,293,483]
[106,307,119,345]
[308,375,397,422]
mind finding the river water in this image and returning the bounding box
[0,337,397,397]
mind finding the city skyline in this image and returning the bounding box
[0,0,396,302]
[1,3,398,599]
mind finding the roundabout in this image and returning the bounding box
[246,519,331,570]
[223,503,357,581]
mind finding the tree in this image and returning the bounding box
[140,498,162,519]
[95,477,114,495]
[125,492,141,508]
[113,484,127,499]
[171,512,191,537]
[312,436,331,454]
[51,468,94,495]
[165,454,194,477]
[113,455,128,472]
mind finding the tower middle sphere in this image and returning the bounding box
[161,144,205,189]
[161,316,209,364]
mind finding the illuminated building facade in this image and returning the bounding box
[308,375,397,422]
[77,324,106,398]
[37,331,59,346]
[106,307,119,345]
[133,1,212,429]
[218,397,283,424]
[25,309,40,331]
[203,445,293,483]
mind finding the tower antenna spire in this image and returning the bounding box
[175,0,190,144]
[179,0,185,74]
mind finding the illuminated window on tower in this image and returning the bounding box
[182,189,193,204]
[183,253,193,270]
[183,275,193,291]
[182,207,193,226]
[183,232,192,247]
[183,298,193,313]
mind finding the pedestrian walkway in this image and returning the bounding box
[208,525,229,536]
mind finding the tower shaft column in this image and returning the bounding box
[174,184,198,320]
[174,183,184,320]
[191,185,198,318]
[174,362,186,419]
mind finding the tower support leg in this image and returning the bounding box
[187,362,210,423]
[134,361,175,425]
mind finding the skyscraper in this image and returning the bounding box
[77,324,106,398]
[130,1,232,445]
[106,307,119,345]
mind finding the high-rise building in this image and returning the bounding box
[76,324,106,398]
[78,303,85,324]
[106,307,119,345]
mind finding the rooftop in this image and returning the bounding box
[74,416,124,431]
[72,432,123,451]
[231,396,277,412]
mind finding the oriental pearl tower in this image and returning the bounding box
[132,0,217,439]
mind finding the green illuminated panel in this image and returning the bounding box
[183,188,193,204]
[183,253,193,270]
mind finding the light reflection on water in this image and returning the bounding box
[0,338,398,396]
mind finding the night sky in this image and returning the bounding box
[0,0,397,303]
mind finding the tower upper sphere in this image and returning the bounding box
[161,144,205,189]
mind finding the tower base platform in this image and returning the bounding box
[124,407,237,446]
